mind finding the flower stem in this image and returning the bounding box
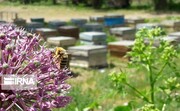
[125,82,151,103]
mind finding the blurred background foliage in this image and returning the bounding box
[3,0,180,11]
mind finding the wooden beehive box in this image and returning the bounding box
[161,20,180,31]
[169,32,180,37]
[79,32,107,45]
[83,23,104,32]
[104,14,125,27]
[110,27,135,40]
[58,26,79,39]
[89,16,104,23]
[13,18,26,27]
[47,36,76,47]
[35,28,58,40]
[125,18,145,27]
[136,23,163,30]
[48,20,66,29]
[68,45,107,68]
[71,18,87,27]
[25,22,44,32]
[30,18,44,23]
[108,40,134,58]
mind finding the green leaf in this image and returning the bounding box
[114,105,131,111]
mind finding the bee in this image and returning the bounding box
[52,47,69,69]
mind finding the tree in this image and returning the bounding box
[52,0,57,5]
[153,0,168,10]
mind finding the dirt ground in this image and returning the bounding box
[0,5,180,22]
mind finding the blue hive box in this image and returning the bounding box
[104,15,125,27]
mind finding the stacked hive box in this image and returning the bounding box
[71,18,87,28]
[25,22,44,32]
[125,18,145,27]
[136,23,162,30]
[83,23,104,32]
[35,28,58,40]
[13,18,26,27]
[144,36,180,47]
[58,26,79,39]
[89,16,104,23]
[108,40,134,58]
[30,18,45,23]
[169,32,180,37]
[110,27,135,40]
[80,32,107,45]
[104,14,125,27]
[48,20,66,29]
[68,45,107,68]
[168,32,180,45]
[47,36,76,48]
[161,20,180,31]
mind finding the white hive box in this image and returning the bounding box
[110,27,135,40]
[68,45,107,68]
[136,23,162,30]
[35,28,58,40]
[71,18,87,27]
[83,23,104,32]
[125,18,145,27]
[161,20,180,31]
[79,32,107,45]
[169,32,180,37]
[47,36,76,47]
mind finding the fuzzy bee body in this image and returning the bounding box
[52,47,69,69]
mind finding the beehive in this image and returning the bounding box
[136,23,162,30]
[125,18,145,27]
[89,16,104,23]
[47,36,76,48]
[110,27,135,40]
[25,22,44,32]
[58,26,79,39]
[48,20,66,29]
[35,28,58,40]
[79,32,107,45]
[71,18,87,28]
[104,14,125,27]
[161,20,180,31]
[68,45,107,68]
[30,18,44,23]
[108,40,134,58]
[83,23,104,32]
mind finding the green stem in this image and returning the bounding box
[125,82,151,103]
[153,62,168,84]
[148,64,154,104]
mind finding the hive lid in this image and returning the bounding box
[80,32,106,41]
[108,40,135,46]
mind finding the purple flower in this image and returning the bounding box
[0,24,71,110]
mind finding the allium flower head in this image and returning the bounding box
[0,24,71,110]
